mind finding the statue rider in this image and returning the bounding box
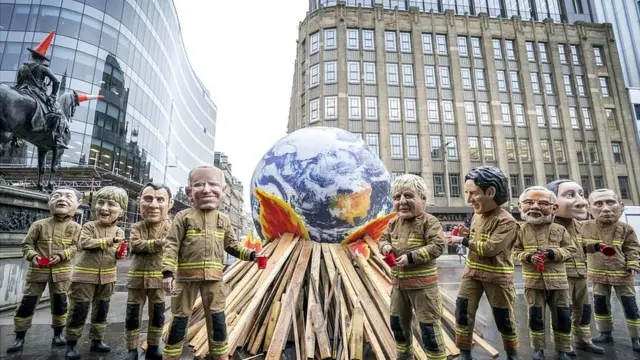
[14,31,68,149]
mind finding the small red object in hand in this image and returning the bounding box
[117,242,127,258]
[535,254,545,272]
[38,257,51,266]
[384,252,396,267]
[600,244,616,257]
[451,227,459,236]
[256,256,268,269]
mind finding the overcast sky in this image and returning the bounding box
[173,1,308,211]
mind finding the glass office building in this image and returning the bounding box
[0,0,217,191]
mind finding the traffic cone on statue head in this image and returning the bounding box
[27,31,55,61]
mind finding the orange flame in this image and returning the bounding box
[242,233,263,253]
[254,188,310,241]
[343,212,397,244]
[348,239,371,259]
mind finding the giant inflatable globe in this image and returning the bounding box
[250,127,393,243]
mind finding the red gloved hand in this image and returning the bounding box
[599,244,616,257]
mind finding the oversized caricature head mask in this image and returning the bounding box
[93,186,128,225]
[391,174,427,219]
[48,187,81,217]
[464,166,509,214]
[589,189,624,225]
[139,183,173,224]
[546,180,588,220]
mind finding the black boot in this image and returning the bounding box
[6,331,26,353]
[52,326,67,346]
[565,348,576,356]
[632,338,640,352]
[576,342,605,354]
[458,350,472,360]
[532,349,544,360]
[66,340,81,360]
[89,339,111,353]
[55,135,68,149]
[592,331,614,343]
[506,355,520,360]
[558,351,571,360]
[126,349,138,360]
[146,345,163,360]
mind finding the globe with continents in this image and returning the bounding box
[250,127,393,243]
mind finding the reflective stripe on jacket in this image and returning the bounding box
[72,220,123,285]
[127,220,170,288]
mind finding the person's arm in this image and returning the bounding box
[22,222,41,262]
[162,213,185,278]
[464,218,518,257]
[80,222,115,250]
[223,219,255,261]
[408,216,445,264]
[42,65,60,98]
[545,228,577,262]
[622,228,640,272]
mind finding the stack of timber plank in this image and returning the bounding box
[161,233,499,359]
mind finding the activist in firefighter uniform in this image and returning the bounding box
[6,187,82,353]
[547,179,604,354]
[582,189,640,351]
[513,186,577,360]
[125,183,173,360]
[451,166,520,360]
[379,174,446,360]
[162,166,257,360]
[65,186,128,360]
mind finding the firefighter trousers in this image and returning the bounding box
[568,277,595,345]
[454,279,519,355]
[65,282,115,342]
[14,280,70,332]
[390,287,446,360]
[163,281,227,360]
[524,288,572,352]
[593,283,640,338]
[125,288,165,349]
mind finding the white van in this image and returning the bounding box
[620,206,640,234]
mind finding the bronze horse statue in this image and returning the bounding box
[0,84,101,191]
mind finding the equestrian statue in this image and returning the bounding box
[0,31,102,191]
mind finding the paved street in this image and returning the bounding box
[1,256,640,359]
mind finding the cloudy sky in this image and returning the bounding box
[173,1,308,210]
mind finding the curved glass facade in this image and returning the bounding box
[0,0,217,191]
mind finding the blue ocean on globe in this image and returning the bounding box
[250,127,393,243]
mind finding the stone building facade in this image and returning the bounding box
[214,152,244,237]
[288,4,640,218]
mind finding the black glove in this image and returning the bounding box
[249,251,256,262]
[545,249,555,260]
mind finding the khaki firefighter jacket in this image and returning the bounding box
[127,219,170,289]
[378,213,445,290]
[162,208,254,282]
[72,220,124,284]
[582,220,640,286]
[513,222,576,290]
[554,217,588,278]
[462,207,518,285]
[22,216,81,283]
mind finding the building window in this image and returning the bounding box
[389,98,401,121]
[515,104,525,125]
[541,140,551,161]
[446,136,458,160]
[475,69,486,90]
[575,141,585,162]
[430,136,442,159]
[364,62,376,84]
[428,100,439,122]
[605,109,617,130]
[543,73,554,94]
[400,32,412,52]
[576,75,586,96]
[471,37,482,57]
[348,96,361,119]
[443,101,454,123]
[505,40,516,59]
[479,102,490,124]
[347,29,359,49]
[563,75,573,95]
[325,96,337,119]
[554,140,566,162]
[462,68,472,89]
[402,64,414,86]
[458,36,468,56]
[492,39,503,59]
[387,63,399,85]
[570,45,580,65]
[510,175,520,197]
[365,97,378,120]
[524,175,534,188]
[558,44,567,64]
[531,72,541,93]
[483,137,495,161]
[569,107,579,129]
[599,77,610,97]
[593,46,604,66]
[310,32,319,54]
[587,142,599,163]
[436,34,447,54]
[422,33,433,54]
[404,98,417,122]
[573,0,584,13]
[594,176,604,189]
[469,137,480,161]
[348,61,360,83]
[465,102,476,124]
[538,42,548,62]
[510,71,520,92]
[505,139,516,161]
[519,139,531,161]
[385,31,396,52]
[449,174,460,197]
[391,172,403,181]
[406,134,419,159]
[497,71,507,91]
[425,66,436,87]
[546,175,556,184]
[536,105,546,127]
[324,29,336,50]
[526,41,536,61]
[366,133,379,156]
[581,176,591,197]
[549,106,560,128]
[310,98,319,123]
[325,61,337,84]
[501,104,511,125]
[582,108,592,128]
[391,134,403,158]
[612,142,624,164]
[433,174,445,197]
[363,29,375,50]
[310,64,319,87]
[618,177,630,199]
[440,67,451,88]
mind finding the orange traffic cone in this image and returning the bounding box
[28,31,55,61]
[75,93,104,103]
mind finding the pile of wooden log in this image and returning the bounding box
[156,233,499,359]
